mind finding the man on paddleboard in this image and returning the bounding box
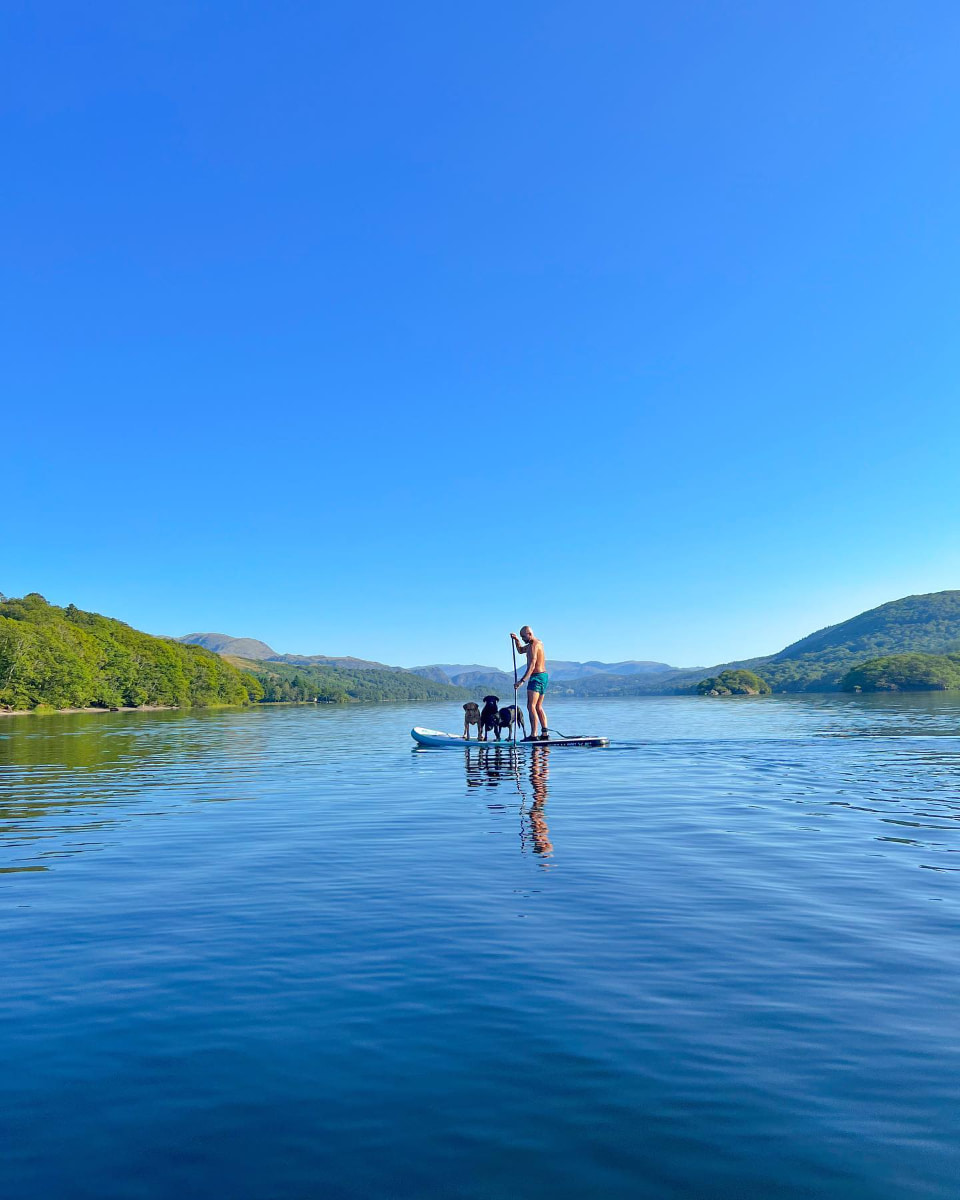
[511,626,549,740]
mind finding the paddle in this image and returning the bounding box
[511,634,519,746]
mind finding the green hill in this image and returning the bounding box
[744,591,960,691]
[725,591,960,692]
[0,594,256,711]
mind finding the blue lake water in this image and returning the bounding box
[2,695,959,1198]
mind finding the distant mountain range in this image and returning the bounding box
[180,633,279,661]
[179,633,399,672]
[177,637,675,691]
[407,659,675,693]
[174,634,465,703]
[177,591,960,697]
[544,660,674,680]
[410,666,516,692]
[176,637,680,697]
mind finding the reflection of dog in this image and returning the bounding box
[498,705,525,738]
[463,702,481,739]
[479,695,500,741]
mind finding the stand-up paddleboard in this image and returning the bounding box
[412,727,609,748]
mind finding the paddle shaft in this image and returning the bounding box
[511,637,518,745]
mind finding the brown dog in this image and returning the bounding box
[463,702,481,739]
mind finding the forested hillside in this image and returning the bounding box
[741,591,960,692]
[841,653,960,692]
[0,595,257,711]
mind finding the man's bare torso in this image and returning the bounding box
[524,636,545,673]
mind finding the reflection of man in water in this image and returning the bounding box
[527,747,553,856]
[461,743,553,857]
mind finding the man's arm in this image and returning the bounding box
[511,634,533,686]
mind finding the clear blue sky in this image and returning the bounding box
[5,1,960,669]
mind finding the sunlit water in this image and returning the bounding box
[1,696,959,1198]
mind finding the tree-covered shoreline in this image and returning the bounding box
[841,653,960,693]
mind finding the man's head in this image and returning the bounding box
[520,625,532,640]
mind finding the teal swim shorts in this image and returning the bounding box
[527,672,549,694]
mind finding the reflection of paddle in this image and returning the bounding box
[511,635,519,746]
[510,637,526,848]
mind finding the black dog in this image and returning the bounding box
[479,695,500,741]
[498,705,525,738]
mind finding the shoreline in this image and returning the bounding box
[0,698,444,719]
[0,704,181,718]
[0,691,947,721]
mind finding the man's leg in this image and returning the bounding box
[526,688,539,736]
[536,695,547,738]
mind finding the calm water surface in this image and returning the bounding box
[1,696,959,1198]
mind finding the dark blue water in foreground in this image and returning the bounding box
[2,696,959,1198]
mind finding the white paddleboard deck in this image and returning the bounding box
[411,726,609,748]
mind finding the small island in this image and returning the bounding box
[696,669,771,696]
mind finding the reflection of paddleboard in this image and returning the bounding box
[411,727,609,748]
